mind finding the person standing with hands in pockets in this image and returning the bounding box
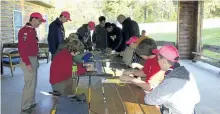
[18,12,46,113]
[47,11,71,60]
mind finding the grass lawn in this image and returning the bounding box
[148,27,220,60]
[201,27,220,45]
[148,32,177,42]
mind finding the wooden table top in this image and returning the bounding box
[33,55,161,114]
[74,77,161,114]
[40,77,161,114]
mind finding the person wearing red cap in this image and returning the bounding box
[132,30,150,48]
[77,21,95,51]
[120,38,164,92]
[47,11,71,60]
[121,36,141,66]
[125,36,139,48]
[144,45,200,114]
[88,21,95,30]
[18,12,46,113]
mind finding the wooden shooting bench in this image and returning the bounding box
[32,56,161,114]
[1,43,20,77]
[192,44,220,74]
[1,43,49,76]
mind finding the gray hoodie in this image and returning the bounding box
[144,66,200,114]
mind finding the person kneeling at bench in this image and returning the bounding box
[50,39,84,95]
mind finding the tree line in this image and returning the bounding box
[52,0,220,30]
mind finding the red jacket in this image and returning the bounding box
[50,49,87,85]
[142,56,161,83]
[50,49,73,85]
[18,23,39,66]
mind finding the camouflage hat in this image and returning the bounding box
[66,33,79,43]
[67,39,84,53]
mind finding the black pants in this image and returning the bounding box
[83,42,92,51]
[51,53,55,61]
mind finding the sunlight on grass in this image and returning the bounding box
[202,27,220,45]
[148,32,177,42]
[203,50,220,61]
[148,27,220,45]
[148,27,220,59]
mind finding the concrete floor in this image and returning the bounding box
[1,60,220,114]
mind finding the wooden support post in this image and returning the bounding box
[196,1,204,53]
[177,1,200,59]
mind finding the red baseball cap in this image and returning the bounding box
[61,11,71,21]
[152,45,180,62]
[126,36,138,45]
[88,21,95,30]
[30,12,46,22]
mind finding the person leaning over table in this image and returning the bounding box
[92,16,108,52]
[123,36,149,69]
[55,33,84,56]
[144,45,200,114]
[129,30,151,50]
[50,38,86,95]
[18,12,46,113]
[127,31,151,68]
[120,38,165,92]
[117,14,140,51]
[55,33,92,64]
[105,22,123,53]
[77,21,95,51]
[122,36,141,66]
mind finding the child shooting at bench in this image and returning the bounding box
[50,36,85,95]
[128,30,150,51]
[121,36,141,67]
[145,45,200,114]
[120,38,165,92]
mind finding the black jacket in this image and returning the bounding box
[47,18,65,54]
[77,24,92,51]
[121,17,140,50]
[77,24,91,41]
[92,24,108,49]
[107,24,123,52]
